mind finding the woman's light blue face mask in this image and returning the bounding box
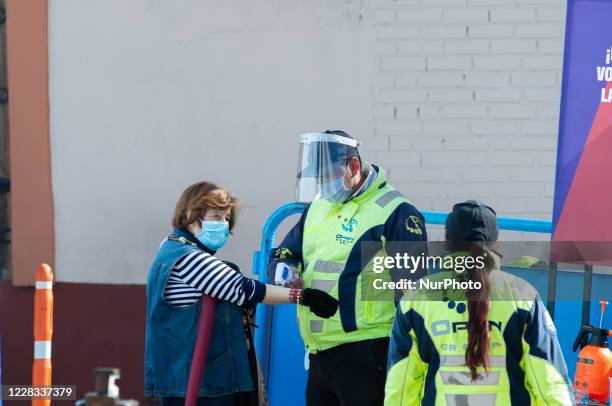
[195,220,229,250]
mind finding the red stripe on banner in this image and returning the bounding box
[554,80,612,254]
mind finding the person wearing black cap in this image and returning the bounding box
[266,130,429,406]
[385,200,573,405]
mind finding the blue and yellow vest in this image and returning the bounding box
[298,167,410,353]
[385,253,573,405]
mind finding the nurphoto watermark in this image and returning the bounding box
[359,241,612,301]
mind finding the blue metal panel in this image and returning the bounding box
[421,210,553,234]
[253,202,307,400]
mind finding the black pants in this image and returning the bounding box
[306,337,389,406]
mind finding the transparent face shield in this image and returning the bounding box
[295,133,361,202]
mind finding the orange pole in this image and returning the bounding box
[32,263,53,406]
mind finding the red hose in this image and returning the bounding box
[185,295,218,406]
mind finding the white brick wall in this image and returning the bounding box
[49,0,567,282]
[370,0,566,219]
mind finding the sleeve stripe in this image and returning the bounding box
[189,260,227,286]
[165,285,199,293]
[164,292,201,299]
[216,273,242,299]
[193,264,229,292]
[208,271,240,298]
[164,252,260,306]
[247,280,256,300]
[216,273,240,299]
[169,299,200,306]
[178,255,216,279]
[184,260,225,287]
[174,251,200,269]
[177,253,214,276]
[229,277,243,303]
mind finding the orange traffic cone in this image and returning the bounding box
[32,263,53,406]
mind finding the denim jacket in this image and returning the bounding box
[144,228,254,397]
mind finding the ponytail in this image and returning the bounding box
[445,200,499,381]
[457,242,496,381]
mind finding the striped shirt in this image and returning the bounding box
[164,250,266,308]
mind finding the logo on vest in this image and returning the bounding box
[431,300,503,336]
[431,319,503,336]
[336,218,358,245]
[405,215,423,235]
[341,218,358,232]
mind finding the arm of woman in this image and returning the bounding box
[173,251,265,306]
[173,251,338,317]
[262,285,338,318]
[224,260,295,304]
[261,283,291,304]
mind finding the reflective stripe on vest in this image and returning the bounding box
[440,355,506,368]
[311,279,336,293]
[445,394,496,406]
[313,260,344,274]
[440,371,501,386]
[375,190,403,208]
[311,320,323,333]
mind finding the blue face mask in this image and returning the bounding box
[320,169,352,204]
[195,220,229,251]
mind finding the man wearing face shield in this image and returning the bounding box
[266,131,429,406]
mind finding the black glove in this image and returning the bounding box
[301,288,339,319]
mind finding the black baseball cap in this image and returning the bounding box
[445,200,499,242]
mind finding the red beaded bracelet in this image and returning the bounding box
[289,289,303,304]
